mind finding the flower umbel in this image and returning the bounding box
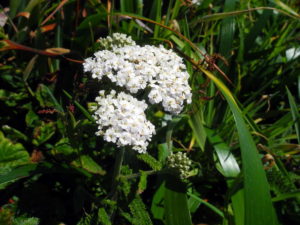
[85,33,193,153]
[92,90,155,153]
[83,37,192,114]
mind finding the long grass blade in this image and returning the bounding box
[198,67,278,225]
[286,87,300,143]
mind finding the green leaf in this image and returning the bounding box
[205,128,240,177]
[187,196,200,213]
[231,188,245,225]
[0,131,30,168]
[199,67,278,225]
[151,182,165,221]
[137,153,162,171]
[24,0,45,13]
[9,0,23,17]
[219,0,236,64]
[35,84,55,108]
[200,7,300,21]
[272,0,300,16]
[189,108,206,151]
[187,192,224,218]
[0,164,37,188]
[2,125,28,142]
[272,190,300,202]
[0,89,28,107]
[42,84,64,113]
[12,216,39,225]
[205,129,243,224]
[244,10,272,53]
[77,13,107,33]
[72,155,105,175]
[63,90,95,122]
[129,195,153,225]
[286,87,300,143]
[25,110,40,127]
[32,121,56,146]
[138,170,148,193]
[51,138,75,156]
[164,178,192,225]
[153,0,162,38]
[158,143,170,162]
[23,55,38,81]
[97,208,112,225]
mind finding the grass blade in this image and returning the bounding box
[165,181,192,225]
[219,0,236,71]
[199,67,278,225]
[189,108,206,151]
[205,128,240,177]
[62,90,95,122]
[286,87,300,143]
[43,84,64,113]
[187,192,224,218]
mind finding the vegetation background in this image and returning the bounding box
[0,0,299,224]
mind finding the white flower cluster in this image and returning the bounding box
[85,33,192,153]
[84,40,192,114]
[92,90,155,153]
[97,33,136,50]
[190,0,201,6]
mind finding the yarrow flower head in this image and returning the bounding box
[85,33,192,153]
[84,36,192,114]
[92,90,155,153]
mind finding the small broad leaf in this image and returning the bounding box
[0,131,30,168]
[51,138,75,156]
[25,110,40,127]
[0,164,37,189]
[72,155,106,175]
[32,121,56,146]
[2,125,28,142]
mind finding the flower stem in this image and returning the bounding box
[110,147,125,199]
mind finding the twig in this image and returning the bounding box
[41,0,69,25]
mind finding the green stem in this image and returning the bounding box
[110,147,125,198]
[120,170,157,180]
[108,147,125,222]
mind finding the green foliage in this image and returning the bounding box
[136,153,162,171]
[128,196,153,225]
[97,208,112,225]
[0,131,30,168]
[1,0,300,224]
[164,182,192,225]
[12,217,39,225]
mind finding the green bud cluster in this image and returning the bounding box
[166,152,192,179]
[97,33,136,50]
